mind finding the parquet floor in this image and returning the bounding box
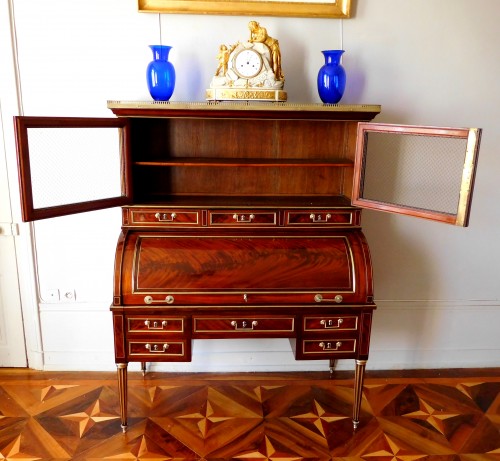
[0,368,499,460]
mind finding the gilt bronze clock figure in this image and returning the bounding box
[206,21,287,101]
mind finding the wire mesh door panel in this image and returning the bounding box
[352,123,481,226]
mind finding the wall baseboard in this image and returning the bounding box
[36,299,500,371]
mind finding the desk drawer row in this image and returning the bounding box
[122,207,360,228]
[126,314,359,334]
[115,312,373,362]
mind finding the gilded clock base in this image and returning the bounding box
[206,88,287,102]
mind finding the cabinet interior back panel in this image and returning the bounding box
[133,166,347,198]
[130,119,350,160]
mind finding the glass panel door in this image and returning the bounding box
[15,117,131,221]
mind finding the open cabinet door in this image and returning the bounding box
[14,116,132,221]
[352,123,481,226]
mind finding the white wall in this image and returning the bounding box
[4,0,500,371]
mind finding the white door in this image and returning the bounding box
[0,108,27,367]
[0,2,27,366]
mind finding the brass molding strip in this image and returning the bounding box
[107,100,381,114]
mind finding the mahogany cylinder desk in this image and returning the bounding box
[15,101,480,433]
[107,102,380,431]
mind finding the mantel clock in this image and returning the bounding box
[206,21,287,102]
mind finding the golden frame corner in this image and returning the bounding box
[138,0,351,19]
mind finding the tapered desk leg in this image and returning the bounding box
[352,359,367,429]
[116,363,128,432]
[141,362,147,376]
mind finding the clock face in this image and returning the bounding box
[233,48,263,79]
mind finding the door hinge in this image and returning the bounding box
[0,222,20,236]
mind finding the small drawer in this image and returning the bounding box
[126,208,201,227]
[127,317,185,334]
[300,338,357,356]
[193,316,295,333]
[209,211,277,226]
[128,340,187,358]
[303,315,358,332]
[285,210,354,226]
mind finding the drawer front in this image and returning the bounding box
[193,316,295,334]
[125,208,201,227]
[285,210,355,227]
[303,315,358,332]
[128,340,188,359]
[127,316,185,334]
[209,211,277,226]
[299,338,357,358]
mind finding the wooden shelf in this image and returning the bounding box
[134,158,354,167]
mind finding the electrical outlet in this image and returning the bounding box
[61,289,76,302]
[41,288,60,303]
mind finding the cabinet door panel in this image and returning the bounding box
[352,123,481,226]
[15,116,132,221]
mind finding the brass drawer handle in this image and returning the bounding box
[144,320,168,330]
[309,213,331,223]
[233,213,255,223]
[320,318,344,329]
[145,343,169,353]
[314,294,343,303]
[155,212,177,222]
[144,295,175,304]
[319,341,342,351]
[231,320,258,330]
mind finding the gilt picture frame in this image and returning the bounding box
[138,0,351,18]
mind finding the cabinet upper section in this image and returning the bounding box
[110,101,381,208]
[14,101,481,227]
[15,102,381,221]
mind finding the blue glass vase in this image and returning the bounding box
[146,45,175,101]
[317,50,346,104]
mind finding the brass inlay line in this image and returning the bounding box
[209,212,278,226]
[302,339,356,355]
[303,315,358,332]
[127,317,184,333]
[128,341,185,356]
[130,210,200,226]
[194,317,294,333]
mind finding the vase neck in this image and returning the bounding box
[322,50,344,65]
[150,45,172,61]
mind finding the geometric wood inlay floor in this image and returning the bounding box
[0,368,499,460]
